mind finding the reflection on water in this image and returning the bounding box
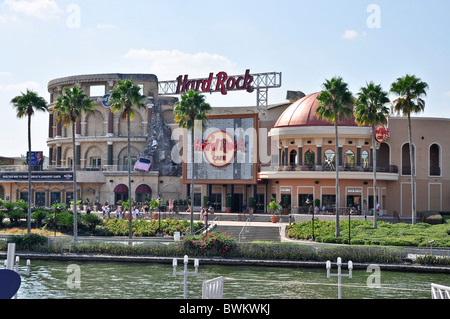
[14,260,450,299]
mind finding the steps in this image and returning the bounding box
[212,225,281,242]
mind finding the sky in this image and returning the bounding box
[1,0,450,158]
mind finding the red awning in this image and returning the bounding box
[135,184,152,193]
[113,184,129,193]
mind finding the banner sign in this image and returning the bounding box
[175,69,254,95]
[183,114,258,184]
[0,172,73,181]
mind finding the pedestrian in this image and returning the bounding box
[168,199,174,213]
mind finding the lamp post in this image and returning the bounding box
[326,257,353,299]
[173,255,199,299]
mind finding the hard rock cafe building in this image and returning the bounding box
[0,71,449,221]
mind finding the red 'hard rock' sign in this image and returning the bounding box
[175,69,254,95]
[374,124,390,142]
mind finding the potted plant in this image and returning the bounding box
[248,196,255,215]
[225,195,232,213]
[267,198,282,223]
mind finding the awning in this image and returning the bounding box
[135,184,152,194]
[114,184,129,193]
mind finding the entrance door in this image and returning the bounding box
[255,194,265,212]
[346,195,361,213]
[232,194,243,212]
[210,193,222,211]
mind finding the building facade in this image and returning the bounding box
[0,73,448,222]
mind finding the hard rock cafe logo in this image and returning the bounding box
[193,130,244,167]
[374,124,390,143]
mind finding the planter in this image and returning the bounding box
[271,216,279,223]
[225,207,231,213]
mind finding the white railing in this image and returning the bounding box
[431,283,450,299]
[238,218,251,243]
[202,277,224,299]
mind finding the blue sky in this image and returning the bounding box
[1,0,450,157]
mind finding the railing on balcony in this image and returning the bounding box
[276,163,398,173]
[0,165,137,173]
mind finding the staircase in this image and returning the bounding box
[212,225,281,242]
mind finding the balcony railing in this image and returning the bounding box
[0,165,139,173]
[276,163,399,173]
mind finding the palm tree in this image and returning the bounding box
[390,74,428,224]
[354,82,390,229]
[173,90,211,233]
[11,89,48,234]
[53,85,95,241]
[109,79,147,239]
[316,77,353,237]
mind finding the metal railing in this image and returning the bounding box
[276,163,398,173]
[431,283,450,299]
[238,218,251,243]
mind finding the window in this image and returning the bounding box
[35,192,46,206]
[324,149,335,170]
[90,85,105,97]
[304,150,315,166]
[91,157,102,167]
[289,149,297,166]
[402,143,415,175]
[361,150,369,169]
[345,150,355,168]
[430,143,441,176]
[51,192,61,205]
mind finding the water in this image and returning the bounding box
[13,260,450,299]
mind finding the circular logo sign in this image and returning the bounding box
[101,94,112,108]
[374,124,390,142]
[203,130,235,168]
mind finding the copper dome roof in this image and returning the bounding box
[274,92,359,128]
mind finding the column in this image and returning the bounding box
[48,114,53,138]
[298,146,303,166]
[317,145,322,167]
[107,141,113,165]
[56,145,62,166]
[338,146,343,166]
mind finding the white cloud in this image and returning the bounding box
[0,81,40,92]
[123,49,237,80]
[342,29,359,40]
[96,24,119,30]
[443,91,450,97]
[3,0,63,20]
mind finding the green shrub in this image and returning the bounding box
[9,233,48,250]
[82,214,102,233]
[425,214,443,225]
[180,231,237,257]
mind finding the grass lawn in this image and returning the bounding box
[287,219,450,247]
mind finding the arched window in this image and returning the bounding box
[402,143,415,175]
[378,143,390,169]
[304,150,315,166]
[345,150,355,168]
[361,150,369,169]
[289,149,297,166]
[324,149,335,170]
[430,143,441,176]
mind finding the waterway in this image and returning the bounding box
[13,260,450,299]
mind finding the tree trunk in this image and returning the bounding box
[408,113,416,224]
[27,115,32,234]
[334,121,340,237]
[190,127,195,233]
[372,126,378,229]
[128,113,133,238]
[72,121,78,241]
